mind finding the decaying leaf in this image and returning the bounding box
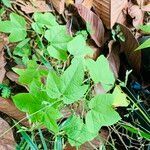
[0,97,29,126]
[76,4,105,47]
[108,40,120,78]
[128,4,144,28]
[15,0,52,14]
[118,23,141,73]
[49,0,65,14]
[0,39,6,83]
[0,117,16,150]
[93,0,128,29]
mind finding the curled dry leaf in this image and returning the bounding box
[108,40,120,79]
[49,0,65,14]
[0,97,29,127]
[0,39,6,83]
[0,117,16,150]
[16,0,52,14]
[128,4,144,28]
[76,4,105,47]
[118,23,141,73]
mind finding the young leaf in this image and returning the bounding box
[112,86,129,107]
[44,25,72,50]
[46,59,88,104]
[47,45,68,60]
[67,34,93,57]
[86,55,115,91]
[86,94,121,134]
[0,13,27,42]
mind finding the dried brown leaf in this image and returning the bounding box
[108,40,120,78]
[0,97,29,126]
[16,0,52,14]
[82,0,93,9]
[0,117,16,150]
[118,23,141,73]
[0,39,6,83]
[76,4,105,47]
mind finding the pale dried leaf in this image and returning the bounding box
[141,4,150,11]
[82,0,93,9]
[0,39,6,83]
[118,23,141,73]
[6,71,19,84]
[108,40,120,78]
[16,0,52,14]
[128,4,144,28]
[76,4,105,47]
[0,117,16,150]
[0,97,29,126]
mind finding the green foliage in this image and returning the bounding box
[0,13,27,42]
[0,11,130,148]
[0,84,11,98]
[46,59,88,104]
[1,0,11,7]
[139,24,150,33]
[86,55,115,91]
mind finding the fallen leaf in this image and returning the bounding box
[82,0,93,9]
[141,3,150,11]
[6,71,19,84]
[0,97,29,126]
[108,40,120,78]
[15,0,52,14]
[0,117,16,150]
[49,0,65,14]
[0,39,6,83]
[118,23,141,73]
[93,0,128,28]
[76,4,105,47]
[128,4,144,28]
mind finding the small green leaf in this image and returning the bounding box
[112,86,129,107]
[0,13,27,42]
[1,0,11,7]
[139,24,150,33]
[67,34,93,57]
[47,45,68,60]
[135,38,150,50]
[86,55,115,91]
[45,25,72,50]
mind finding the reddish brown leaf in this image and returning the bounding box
[16,0,52,14]
[93,0,128,29]
[118,23,141,73]
[128,4,144,28]
[108,40,120,79]
[76,4,105,47]
[0,97,29,126]
[0,40,6,83]
[0,117,16,150]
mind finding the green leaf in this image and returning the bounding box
[46,59,88,104]
[86,94,121,134]
[139,24,150,33]
[1,0,11,7]
[86,55,115,91]
[33,12,58,28]
[67,34,93,57]
[0,13,27,42]
[13,38,31,57]
[13,60,48,85]
[45,25,72,50]
[63,115,94,146]
[112,86,129,107]
[47,45,68,60]
[135,38,150,50]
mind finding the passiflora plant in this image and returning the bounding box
[0,12,129,147]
